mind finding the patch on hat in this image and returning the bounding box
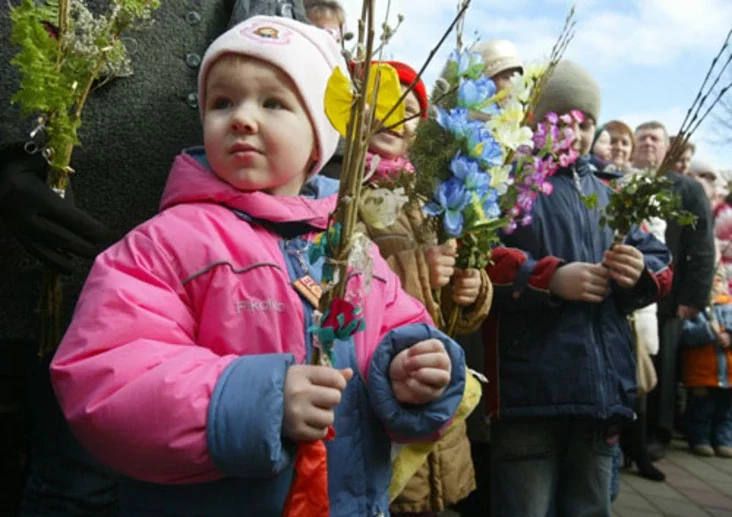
[240,23,294,45]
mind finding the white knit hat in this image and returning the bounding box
[198,16,347,175]
[690,158,717,179]
[474,39,524,79]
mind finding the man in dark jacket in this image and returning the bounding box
[0,1,309,515]
[633,121,716,457]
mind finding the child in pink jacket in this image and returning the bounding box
[50,16,465,517]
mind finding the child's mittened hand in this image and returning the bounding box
[452,268,481,306]
[603,245,645,289]
[282,365,353,442]
[389,339,452,405]
[426,242,457,289]
[549,262,610,303]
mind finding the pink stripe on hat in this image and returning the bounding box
[199,16,347,176]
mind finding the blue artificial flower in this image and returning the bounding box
[448,49,485,80]
[458,77,499,115]
[450,154,490,196]
[467,125,504,166]
[435,107,483,140]
[423,178,471,237]
[482,188,501,219]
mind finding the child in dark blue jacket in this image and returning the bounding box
[483,60,673,517]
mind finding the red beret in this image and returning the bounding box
[382,60,429,119]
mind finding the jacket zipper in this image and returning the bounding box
[281,238,315,363]
[571,166,608,416]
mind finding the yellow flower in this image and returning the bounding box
[324,63,405,137]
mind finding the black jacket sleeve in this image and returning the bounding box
[676,175,716,311]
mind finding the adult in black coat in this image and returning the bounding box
[633,121,716,457]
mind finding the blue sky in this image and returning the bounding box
[341,0,731,171]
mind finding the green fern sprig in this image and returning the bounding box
[10,0,161,190]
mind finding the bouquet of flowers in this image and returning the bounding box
[406,8,579,334]
[10,0,161,355]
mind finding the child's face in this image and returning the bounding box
[570,113,595,157]
[491,67,522,93]
[308,11,343,42]
[203,56,316,196]
[714,274,729,296]
[368,87,421,159]
[592,129,611,162]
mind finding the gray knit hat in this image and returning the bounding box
[533,60,601,124]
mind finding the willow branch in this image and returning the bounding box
[678,30,730,132]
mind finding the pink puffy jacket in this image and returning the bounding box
[50,150,465,516]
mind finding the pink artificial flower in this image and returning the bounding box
[570,109,585,123]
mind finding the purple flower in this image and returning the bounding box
[517,191,535,212]
[504,220,518,234]
[521,214,533,226]
[544,112,559,125]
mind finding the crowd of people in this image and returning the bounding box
[0,1,729,516]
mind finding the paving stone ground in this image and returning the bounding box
[613,440,732,517]
[440,439,732,517]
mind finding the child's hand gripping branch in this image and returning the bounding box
[389,339,452,405]
[603,244,646,289]
[283,366,353,441]
[425,241,482,306]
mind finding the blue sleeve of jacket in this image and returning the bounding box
[614,227,673,313]
[367,323,465,442]
[207,353,296,477]
[682,313,717,348]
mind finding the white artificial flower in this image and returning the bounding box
[507,72,531,103]
[359,187,409,229]
[524,61,548,82]
[487,99,533,151]
[494,123,534,152]
[489,165,513,195]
